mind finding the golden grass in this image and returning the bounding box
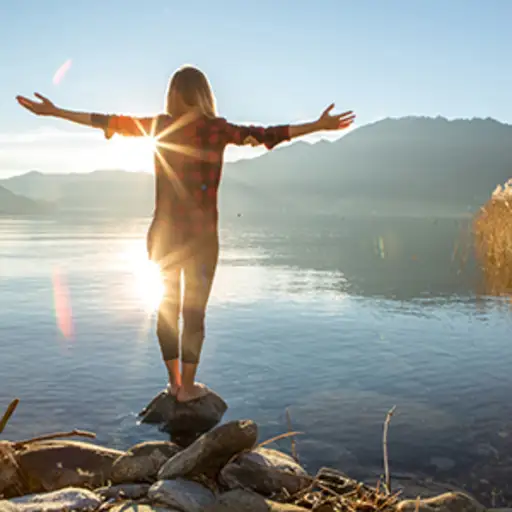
[473,179,512,296]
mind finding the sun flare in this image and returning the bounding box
[107,136,157,172]
[135,259,165,313]
[124,240,164,313]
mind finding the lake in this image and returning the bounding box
[1,214,511,505]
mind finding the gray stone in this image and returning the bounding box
[158,420,258,480]
[108,503,178,512]
[397,492,485,512]
[149,478,215,512]
[139,388,228,439]
[0,501,19,512]
[95,483,151,500]
[205,489,308,512]
[9,487,101,511]
[0,442,20,498]
[2,440,124,498]
[111,441,181,483]
[220,447,309,496]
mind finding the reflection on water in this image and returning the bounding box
[0,215,511,505]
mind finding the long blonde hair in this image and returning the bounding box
[165,65,216,118]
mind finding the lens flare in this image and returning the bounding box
[52,268,74,340]
[53,59,72,85]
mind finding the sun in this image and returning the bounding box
[107,136,157,172]
[135,259,165,313]
[124,240,165,313]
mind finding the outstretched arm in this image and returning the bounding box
[225,104,355,148]
[16,93,156,138]
[289,104,355,139]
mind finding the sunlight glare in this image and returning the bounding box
[107,136,157,172]
[125,241,164,313]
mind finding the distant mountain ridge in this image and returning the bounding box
[2,116,511,217]
[0,184,54,215]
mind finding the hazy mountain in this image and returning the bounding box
[2,116,511,217]
[0,184,54,215]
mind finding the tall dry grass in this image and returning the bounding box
[473,179,512,295]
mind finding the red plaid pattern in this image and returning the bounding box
[92,113,290,242]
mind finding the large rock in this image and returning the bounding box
[158,420,258,480]
[220,447,309,496]
[9,487,101,511]
[0,501,19,512]
[111,441,181,483]
[149,478,215,512]
[95,483,151,500]
[397,492,485,512]
[108,504,177,512]
[139,387,227,439]
[0,442,20,497]
[205,489,309,512]
[4,440,124,498]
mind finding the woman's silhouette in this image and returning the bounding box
[17,65,355,401]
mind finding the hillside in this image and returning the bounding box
[2,116,511,217]
[0,185,54,215]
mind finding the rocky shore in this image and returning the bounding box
[0,389,505,512]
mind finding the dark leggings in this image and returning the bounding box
[154,234,219,364]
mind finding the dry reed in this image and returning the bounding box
[473,179,512,296]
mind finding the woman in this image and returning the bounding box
[17,65,355,402]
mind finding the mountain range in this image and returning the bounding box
[0,184,54,215]
[1,116,511,217]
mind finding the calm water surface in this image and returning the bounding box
[1,215,511,504]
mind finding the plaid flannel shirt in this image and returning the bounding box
[92,112,290,242]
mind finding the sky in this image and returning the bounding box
[1,0,512,178]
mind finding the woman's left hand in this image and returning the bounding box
[316,104,355,131]
[16,93,59,116]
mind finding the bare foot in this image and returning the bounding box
[166,382,181,397]
[177,382,208,403]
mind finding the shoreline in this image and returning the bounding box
[1,395,508,512]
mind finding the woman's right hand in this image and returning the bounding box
[16,93,59,117]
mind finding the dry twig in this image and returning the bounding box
[13,429,96,448]
[257,430,304,449]
[0,398,19,434]
[383,405,397,495]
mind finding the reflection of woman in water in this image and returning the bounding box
[17,65,355,402]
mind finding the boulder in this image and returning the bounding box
[6,440,124,497]
[108,504,177,512]
[108,503,179,512]
[158,420,258,480]
[9,487,101,511]
[95,483,151,500]
[139,388,227,439]
[0,441,21,497]
[0,501,19,512]
[111,441,181,483]
[220,447,309,496]
[149,478,215,512]
[397,492,485,512]
[205,489,309,512]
